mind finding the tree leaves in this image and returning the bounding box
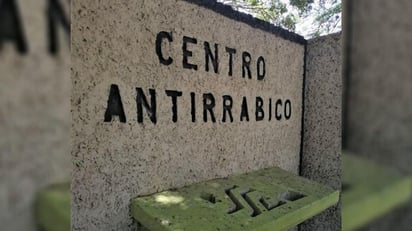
[220,0,341,38]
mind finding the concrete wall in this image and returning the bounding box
[344,0,412,230]
[300,33,342,231]
[0,0,71,230]
[0,1,345,230]
[71,0,307,230]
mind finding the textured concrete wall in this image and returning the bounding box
[344,0,412,230]
[300,33,342,231]
[0,0,71,230]
[71,0,306,230]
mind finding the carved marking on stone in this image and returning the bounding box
[204,186,306,217]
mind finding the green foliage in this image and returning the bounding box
[316,3,341,23]
[310,2,342,37]
[282,14,297,31]
[224,0,299,31]
[221,0,341,38]
[289,0,314,14]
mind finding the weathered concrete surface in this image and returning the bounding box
[300,33,342,231]
[0,0,71,230]
[71,0,305,230]
[344,0,412,230]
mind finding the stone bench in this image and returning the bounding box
[130,167,339,231]
[342,153,412,231]
[35,183,70,231]
[34,153,412,231]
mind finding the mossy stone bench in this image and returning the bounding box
[35,182,70,231]
[131,167,339,231]
[34,154,411,231]
[342,153,412,231]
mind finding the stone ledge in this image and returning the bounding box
[34,182,70,231]
[342,153,412,231]
[131,167,339,231]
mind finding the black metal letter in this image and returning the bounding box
[203,93,216,122]
[268,98,272,121]
[275,99,282,121]
[225,47,236,76]
[204,41,219,73]
[242,51,252,79]
[222,95,233,123]
[156,31,173,65]
[255,97,264,121]
[0,0,28,53]
[136,88,157,124]
[182,36,198,70]
[104,84,126,123]
[257,56,265,80]
[284,99,292,120]
[240,97,250,122]
[191,92,196,122]
[165,90,182,122]
[47,0,70,54]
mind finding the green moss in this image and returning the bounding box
[131,167,339,231]
[342,153,412,231]
[35,182,70,231]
